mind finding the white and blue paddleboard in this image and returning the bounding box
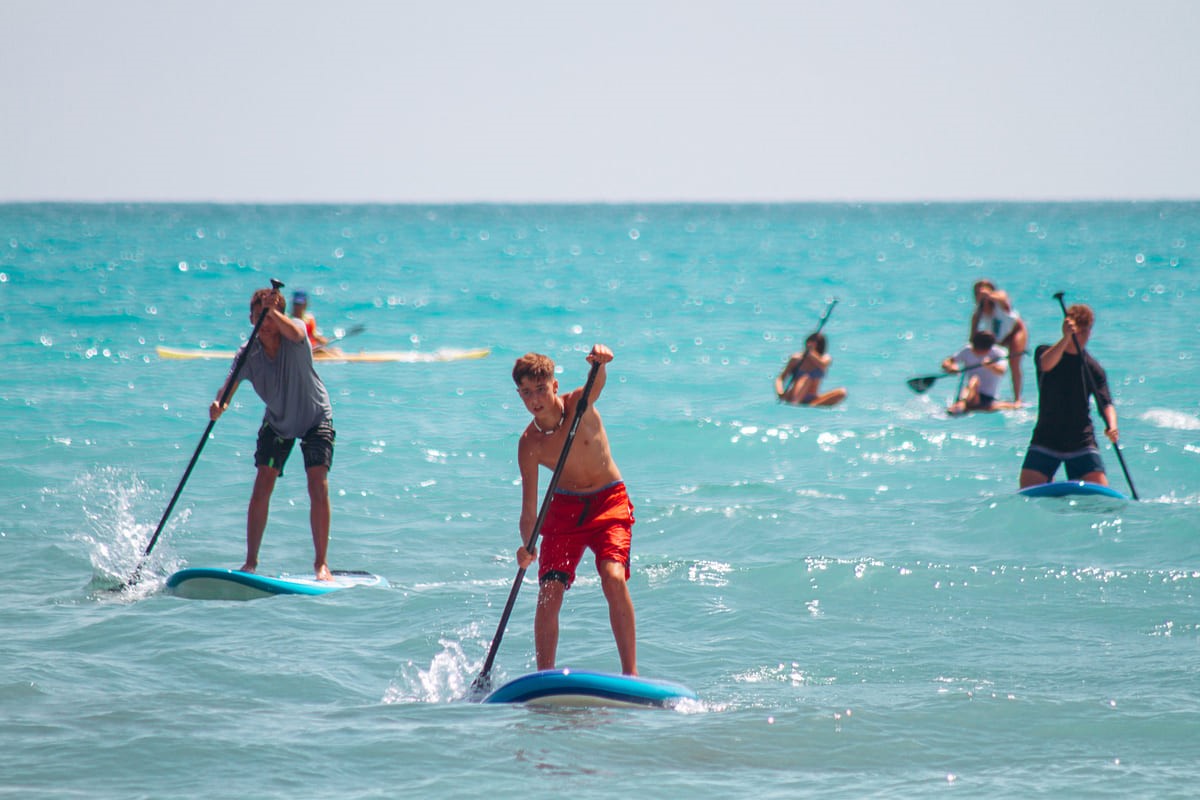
[165,567,386,601]
[1019,481,1128,501]
[483,669,698,709]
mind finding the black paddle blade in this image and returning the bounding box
[906,375,938,394]
[467,674,492,701]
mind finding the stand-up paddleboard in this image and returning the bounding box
[1019,481,1128,500]
[483,669,698,709]
[156,346,490,363]
[166,567,386,601]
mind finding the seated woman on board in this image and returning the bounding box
[775,333,847,407]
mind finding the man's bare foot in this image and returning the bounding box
[315,563,333,581]
[239,562,257,574]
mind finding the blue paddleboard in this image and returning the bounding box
[1019,481,1128,500]
[483,668,698,709]
[165,567,386,601]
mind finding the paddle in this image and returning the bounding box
[907,356,1007,394]
[312,323,366,354]
[813,297,838,334]
[1052,292,1139,500]
[118,278,285,590]
[469,359,603,698]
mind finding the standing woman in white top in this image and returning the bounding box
[969,279,1029,404]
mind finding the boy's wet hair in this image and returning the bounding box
[513,352,556,385]
[970,330,996,350]
[1067,304,1094,330]
[805,332,827,355]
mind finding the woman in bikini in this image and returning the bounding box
[969,279,1028,404]
[775,332,847,407]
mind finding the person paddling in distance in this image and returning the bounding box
[291,289,342,358]
[970,279,1029,404]
[210,287,337,581]
[513,345,637,675]
[291,290,327,348]
[1019,304,1119,489]
[775,332,847,407]
[940,331,1015,415]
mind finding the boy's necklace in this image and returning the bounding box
[533,405,566,435]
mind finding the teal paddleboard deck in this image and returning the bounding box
[165,567,385,601]
[1019,481,1128,500]
[483,669,698,709]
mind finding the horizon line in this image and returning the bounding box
[3,194,1198,206]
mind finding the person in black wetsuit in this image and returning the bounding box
[1018,303,1120,489]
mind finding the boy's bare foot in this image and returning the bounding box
[315,563,333,581]
[239,562,257,574]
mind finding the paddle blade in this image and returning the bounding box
[467,673,493,701]
[906,375,938,394]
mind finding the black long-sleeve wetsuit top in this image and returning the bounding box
[1029,344,1112,452]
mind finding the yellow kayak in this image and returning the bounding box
[155,346,490,363]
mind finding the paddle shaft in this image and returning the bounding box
[906,356,1007,393]
[814,298,838,334]
[1052,293,1138,500]
[122,280,283,588]
[473,360,603,692]
[312,323,366,354]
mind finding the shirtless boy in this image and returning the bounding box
[512,345,637,675]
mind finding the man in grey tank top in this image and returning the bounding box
[210,287,336,581]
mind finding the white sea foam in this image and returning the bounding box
[1141,408,1200,430]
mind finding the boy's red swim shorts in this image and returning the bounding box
[537,481,634,589]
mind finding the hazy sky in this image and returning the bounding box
[3,0,1198,203]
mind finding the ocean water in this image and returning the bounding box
[2,202,1198,798]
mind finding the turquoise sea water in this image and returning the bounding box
[2,202,1198,798]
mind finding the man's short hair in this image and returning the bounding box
[1067,304,1094,330]
[251,289,285,314]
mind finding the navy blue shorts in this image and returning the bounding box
[1021,445,1104,481]
[255,420,335,476]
